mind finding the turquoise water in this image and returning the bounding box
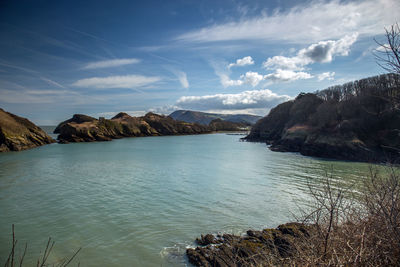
[0,133,375,266]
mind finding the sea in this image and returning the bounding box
[0,130,379,266]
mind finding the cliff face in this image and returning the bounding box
[0,108,55,152]
[245,74,400,163]
[54,112,212,143]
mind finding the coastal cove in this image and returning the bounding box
[0,133,380,266]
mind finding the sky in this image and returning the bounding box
[0,0,399,125]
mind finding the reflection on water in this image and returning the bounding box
[0,134,379,266]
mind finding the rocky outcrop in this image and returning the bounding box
[0,108,55,152]
[54,112,212,143]
[186,223,313,267]
[245,74,400,163]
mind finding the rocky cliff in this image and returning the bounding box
[54,112,212,143]
[0,108,55,152]
[245,74,400,163]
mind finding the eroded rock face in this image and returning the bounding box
[54,112,212,143]
[0,108,55,152]
[186,223,312,267]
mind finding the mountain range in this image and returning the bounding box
[169,110,262,125]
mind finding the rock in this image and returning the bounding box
[55,112,212,143]
[186,223,313,267]
[196,234,216,246]
[0,108,55,152]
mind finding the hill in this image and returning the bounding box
[0,108,55,152]
[245,73,400,162]
[54,112,212,143]
[169,110,261,125]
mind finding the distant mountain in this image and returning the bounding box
[169,110,262,125]
[245,73,400,163]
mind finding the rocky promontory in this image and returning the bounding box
[0,108,55,152]
[245,74,400,163]
[187,223,312,267]
[54,112,212,143]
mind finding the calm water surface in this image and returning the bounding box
[0,133,377,266]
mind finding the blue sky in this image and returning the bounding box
[0,0,398,125]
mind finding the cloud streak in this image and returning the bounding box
[318,72,335,81]
[171,70,189,88]
[177,0,398,44]
[72,75,161,89]
[83,58,141,69]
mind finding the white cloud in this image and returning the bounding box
[263,34,358,70]
[375,43,390,52]
[318,72,335,81]
[264,69,313,82]
[241,71,264,86]
[83,58,140,69]
[149,105,180,115]
[219,71,264,87]
[177,0,399,44]
[176,89,291,111]
[72,75,161,89]
[219,74,244,87]
[228,56,254,68]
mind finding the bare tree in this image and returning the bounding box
[375,23,400,74]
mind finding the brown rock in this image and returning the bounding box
[0,108,55,152]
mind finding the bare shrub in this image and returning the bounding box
[287,166,400,267]
[4,225,81,267]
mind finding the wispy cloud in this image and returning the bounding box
[40,77,66,88]
[169,70,189,88]
[0,88,82,104]
[72,74,161,89]
[83,58,141,69]
[177,0,399,44]
[228,56,254,68]
[318,72,335,81]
